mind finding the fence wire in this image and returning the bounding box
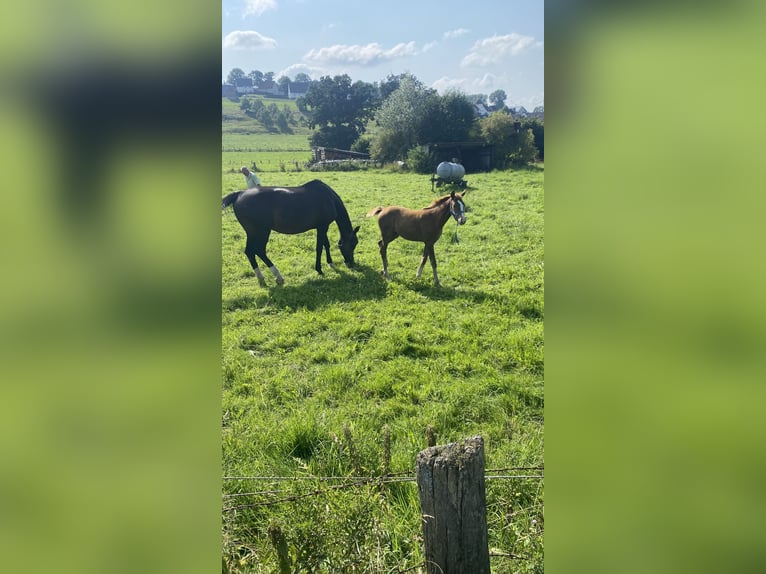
[222,468,543,512]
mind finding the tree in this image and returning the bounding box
[468,93,488,106]
[521,118,544,160]
[419,90,475,143]
[247,70,264,85]
[479,111,519,169]
[294,73,311,83]
[301,74,378,149]
[378,73,408,101]
[507,128,538,166]
[373,77,474,162]
[227,68,245,85]
[263,71,275,83]
[373,74,434,161]
[489,89,507,110]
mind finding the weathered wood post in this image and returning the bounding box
[416,436,490,574]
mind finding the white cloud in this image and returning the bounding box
[476,73,500,90]
[303,42,417,67]
[431,73,512,96]
[277,63,325,81]
[244,0,277,17]
[461,33,535,67]
[223,30,278,50]
[432,76,470,93]
[443,28,470,40]
[422,41,438,53]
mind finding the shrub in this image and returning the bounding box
[405,146,435,174]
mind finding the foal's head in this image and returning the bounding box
[338,225,361,267]
[449,191,467,225]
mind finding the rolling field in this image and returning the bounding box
[221,126,544,572]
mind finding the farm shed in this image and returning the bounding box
[423,142,494,173]
[221,83,237,98]
[311,147,370,162]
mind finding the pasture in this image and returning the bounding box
[221,130,544,572]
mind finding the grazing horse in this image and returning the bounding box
[222,179,360,285]
[367,190,466,287]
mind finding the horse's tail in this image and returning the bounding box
[222,190,243,210]
[366,206,384,218]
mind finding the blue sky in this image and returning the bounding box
[222,0,544,109]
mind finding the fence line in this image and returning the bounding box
[222,475,543,512]
[222,466,543,481]
[223,475,542,500]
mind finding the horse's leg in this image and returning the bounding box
[244,235,266,286]
[416,244,429,279]
[252,230,284,285]
[314,225,330,275]
[378,239,390,280]
[427,243,440,287]
[323,233,335,269]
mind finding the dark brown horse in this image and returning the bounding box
[222,179,359,285]
[367,190,466,287]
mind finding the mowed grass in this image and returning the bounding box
[221,128,544,572]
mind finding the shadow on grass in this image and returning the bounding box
[223,263,387,312]
[403,279,492,305]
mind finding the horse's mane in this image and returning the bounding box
[423,194,454,210]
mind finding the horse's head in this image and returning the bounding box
[450,191,467,225]
[338,225,360,267]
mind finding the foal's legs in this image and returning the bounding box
[416,243,440,287]
[378,239,391,280]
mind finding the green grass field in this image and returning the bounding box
[222,121,544,572]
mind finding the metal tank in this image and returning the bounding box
[435,161,466,182]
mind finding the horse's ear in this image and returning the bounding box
[353,225,360,234]
[450,190,456,199]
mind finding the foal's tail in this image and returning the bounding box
[221,190,244,210]
[366,206,384,218]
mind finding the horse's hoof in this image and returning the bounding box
[276,278,284,286]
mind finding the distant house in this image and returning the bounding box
[288,81,310,100]
[473,103,490,118]
[234,77,254,94]
[510,106,529,118]
[221,84,237,98]
[254,80,282,97]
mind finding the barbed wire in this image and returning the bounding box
[222,466,543,481]
[222,473,543,511]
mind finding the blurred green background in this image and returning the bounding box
[2,1,766,572]
[548,1,766,572]
[0,2,221,573]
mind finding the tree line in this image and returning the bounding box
[226,69,544,169]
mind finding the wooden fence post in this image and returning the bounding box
[416,436,490,574]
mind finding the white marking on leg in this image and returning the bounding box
[269,265,284,285]
[254,267,265,282]
[416,263,424,278]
